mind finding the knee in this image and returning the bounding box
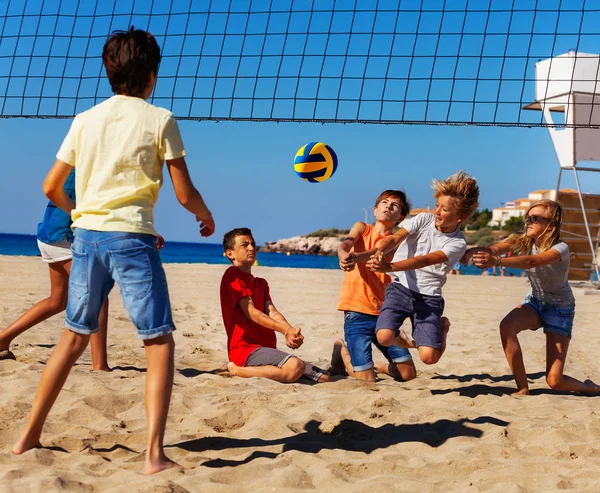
[399,365,417,381]
[376,329,395,347]
[419,350,440,366]
[48,293,68,313]
[546,372,563,390]
[282,358,304,382]
[499,318,518,339]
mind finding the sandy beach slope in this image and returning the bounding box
[1,255,600,492]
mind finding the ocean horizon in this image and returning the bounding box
[0,232,523,276]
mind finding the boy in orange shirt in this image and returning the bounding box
[332,190,417,382]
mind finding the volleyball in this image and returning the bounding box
[293,142,338,183]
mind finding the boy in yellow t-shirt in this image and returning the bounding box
[13,27,214,475]
[332,190,417,383]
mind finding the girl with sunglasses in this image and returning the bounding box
[463,199,600,396]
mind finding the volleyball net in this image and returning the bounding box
[1,0,599,127]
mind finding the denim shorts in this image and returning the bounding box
[344,311,412,372]
[376,282,445,350]
[65,229,175,340]
[522,294,575,339]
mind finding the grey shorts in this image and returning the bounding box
[246,347,325,382]
[376,282,445,350]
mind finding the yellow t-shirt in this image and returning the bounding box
[56,95,186,236]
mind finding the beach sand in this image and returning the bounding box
[1,255,600,492]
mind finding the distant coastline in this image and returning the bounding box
[258,229,348,256]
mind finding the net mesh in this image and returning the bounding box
[1,0,599,126]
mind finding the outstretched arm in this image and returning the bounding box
[368,250,449,273]
[462,241,512,264]
[473,247,562,270]
[337,222,366,271]
[237,297,303,349]
[166,157,215,237]
[375,228,410,257]
[43,160,76,215]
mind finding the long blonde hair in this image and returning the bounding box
[508,199,563,255]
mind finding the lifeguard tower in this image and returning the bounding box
[524,52,600,285]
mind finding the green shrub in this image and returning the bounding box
[304,228,350,238]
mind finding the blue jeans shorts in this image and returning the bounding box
[344,311,412,372]
[376,282,445,350]
[522,294,575,339]
[65,229,175,340]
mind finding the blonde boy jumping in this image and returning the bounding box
[367,171,479,366]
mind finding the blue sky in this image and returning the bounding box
[1,0,599,244]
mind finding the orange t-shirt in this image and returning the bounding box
[337,224,391,315]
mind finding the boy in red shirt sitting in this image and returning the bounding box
[220,228,329,383]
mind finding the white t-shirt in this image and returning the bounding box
[57,95,186,236]
[390,213,467,296]
[527,242,574,306]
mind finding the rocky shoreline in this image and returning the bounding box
[258,235,342,256]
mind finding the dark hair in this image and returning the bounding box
[223,227,254,252]
[375,190,411,218]
[102,27,161,97]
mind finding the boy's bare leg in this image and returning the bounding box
[374,360,417,381]
[440,316,451,356]
[0,261,70,356]
[12,329,89,454]
[545,333,600,394]
[143,333,179,474]
[227,356,304,383]
[377,328,416,349]
[331,339,376,382]
[90,299,111,371]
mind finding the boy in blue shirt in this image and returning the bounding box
[0,170,110,370]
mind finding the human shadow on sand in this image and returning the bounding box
[170,416,509,468]
[431,371,545,384]
[178,368,230,378]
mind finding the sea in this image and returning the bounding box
[0,233,522,276]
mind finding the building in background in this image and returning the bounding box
[489,189,580,227]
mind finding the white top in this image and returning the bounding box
[390,213,467,297]
[57,95,186,236]
[527,242,575,306]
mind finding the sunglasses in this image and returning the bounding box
[525,214,550,225]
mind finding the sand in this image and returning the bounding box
[1,255,600,492]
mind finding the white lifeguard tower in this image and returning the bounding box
[524,52,600,285]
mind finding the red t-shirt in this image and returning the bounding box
[220,265,275,366]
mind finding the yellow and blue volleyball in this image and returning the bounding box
[294,142,338,183]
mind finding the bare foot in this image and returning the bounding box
[398,329,416,348]
[583,379,600,394]
[145,454,181,475]
[511,388,530,397]
[12,435,42,455]
[92,365,112,372]
[440,316,451,352]
[227,361,241,376]
[0,349,16,361]
[329,340,348,375]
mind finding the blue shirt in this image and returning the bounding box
[37,170,75,244]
